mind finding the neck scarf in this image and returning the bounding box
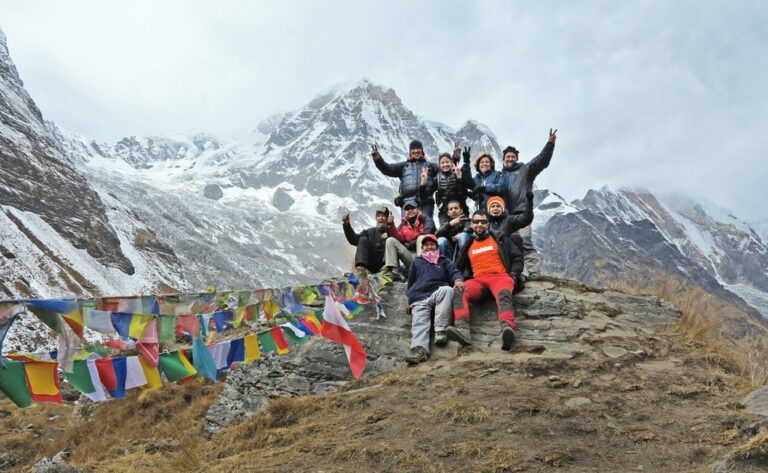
[422,250,440,265]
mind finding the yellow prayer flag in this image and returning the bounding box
[233,306,245,328]
[25,361,60,397]
[262,298,281,319]
[129,313,154,339]
[178,351,196,375]
[305,313,322,331]
[139,356,162,392]
[244,334,260,363]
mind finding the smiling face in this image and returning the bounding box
[375,213,387,225]
[404,206,419,218]
[471,212,489,233]
[479,156,492,173]
[488,202,504,217]
[422,240,438,252]
[503,151,518,166]
[439,155,453,172]
[409,148,424,160]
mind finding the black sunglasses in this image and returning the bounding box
[472,219,489,224]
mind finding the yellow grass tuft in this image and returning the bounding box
[435,401,491,424]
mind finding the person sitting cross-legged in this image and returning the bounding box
[447,201,533,351]
[383,198,436,280]
[404,234,466,364]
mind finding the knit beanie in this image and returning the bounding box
[486,196,506,212]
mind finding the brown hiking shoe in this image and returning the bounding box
[501,325,516,351]
[405,346,429,365]
[447,319,471,346]
[434,331,448,347]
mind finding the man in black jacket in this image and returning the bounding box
[371,140,439,220]
[501,129,557,279]
[342,206,397,278]
[435,200,470,261]
[447,198,533,351]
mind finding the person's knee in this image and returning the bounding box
[385,237,397,250]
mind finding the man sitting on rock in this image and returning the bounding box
[383,198,436,280]
[405,234,466,364]
[447,193,534,351]
[342,206,396,278]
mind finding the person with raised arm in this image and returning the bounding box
[342,206,397,279]
[371,140,438,220]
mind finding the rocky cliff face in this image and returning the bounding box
[0,30,132,276]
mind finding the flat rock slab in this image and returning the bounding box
[564,397,593,408]
[743,384,768,417]
[636,360,681,374]
[602,345,630,359]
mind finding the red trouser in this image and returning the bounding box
[454,273,516,328]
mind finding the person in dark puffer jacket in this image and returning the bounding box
[371,140,439,220]
[465,150,507,212]
[404,234,466,364]
[501,128,557,279]
[426,142,473,226]
[342,206,397,278]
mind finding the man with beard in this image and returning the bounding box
[447,195,534,351]
[501,129,557,279]
[342,206,396,278]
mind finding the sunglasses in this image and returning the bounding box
[472,219,489,224]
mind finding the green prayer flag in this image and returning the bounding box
[157,315,177,342]
[159,352,196,382]
[314,309,324,324]
[64,360,96,394]
[0,360,33,407]
[257,331,278,354]
[282,326,309,345]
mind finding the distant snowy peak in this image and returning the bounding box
[575,187,768,293]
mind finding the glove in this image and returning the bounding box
[462,146,471,163]
[526,190,535,200]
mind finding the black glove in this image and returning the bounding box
[526,190,535,201]
[462,146,471,163]
[474,185,486,195]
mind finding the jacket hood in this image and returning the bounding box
[474,152,496,173]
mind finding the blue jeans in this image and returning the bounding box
[438,232,470,260]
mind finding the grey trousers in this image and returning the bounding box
[517,224,541,275]
[385,236,425,269]
[410,286,454,351]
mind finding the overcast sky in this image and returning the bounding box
[1,1,767,222]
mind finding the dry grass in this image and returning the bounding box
[609,270,768,387]
[435,401,491,424]
[731,429,768,462]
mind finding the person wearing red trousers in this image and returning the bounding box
[447,193,533,351]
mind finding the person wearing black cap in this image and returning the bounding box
[404,234,466,364]
[370,140,439,220]
[500,128,558,279]
[383,198,436,279]
[342,206,397,278]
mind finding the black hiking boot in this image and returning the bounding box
[446,319,472,346]
[501,324,516,351]
[405,346,429,365]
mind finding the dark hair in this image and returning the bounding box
[438,152,452,162]
[503,146,519,157]
[446,200,462,208]
[409,139,424,151]
[472,209,489,218]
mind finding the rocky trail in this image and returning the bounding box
[2,277,768,472]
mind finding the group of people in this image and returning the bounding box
[342,129,557,364]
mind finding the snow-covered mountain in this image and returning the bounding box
[2,25,767,326]
[534,187,768,317]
